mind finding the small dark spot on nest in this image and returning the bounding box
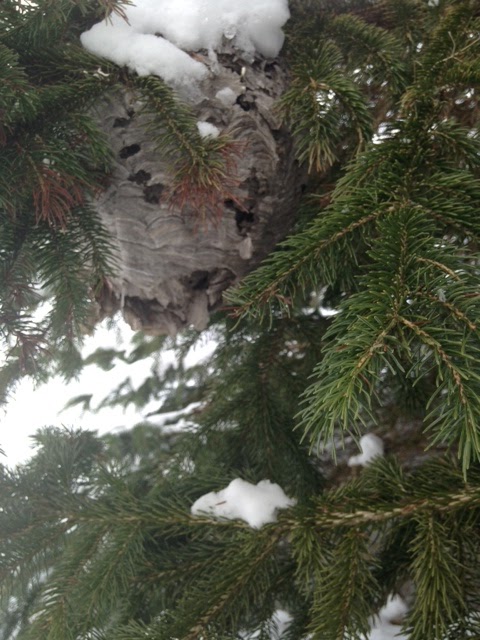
[113,117,130,128]
[143,183,165,204]
[128,170,152,185]
[119,143,141,159]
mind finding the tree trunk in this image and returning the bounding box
[92,50,301,335]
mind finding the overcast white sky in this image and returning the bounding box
[0,320,216,468]
[0,320,140,466]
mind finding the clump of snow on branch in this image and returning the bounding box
[368,595,408,640]
[215,86,237,106]
[348,433,384,467]
[81,0,290,86]
[197,121,220,138]
[191,478,296,528]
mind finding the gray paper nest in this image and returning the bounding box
[92,49,300,335]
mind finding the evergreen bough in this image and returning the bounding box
[1,0,480,639]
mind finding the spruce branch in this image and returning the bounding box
[227,205,382,320]
[296,208,480,470]
[329,13,407,95]
[180,529,283,640]
[30,164,85,228]
[303,484,480,529]
[280,41,373,172]
[197,316,325,495]
[406,513,468,640]
[0,43,39,139]
[97,0,134,23]
[134,75,245,224]
[307,528,380,640]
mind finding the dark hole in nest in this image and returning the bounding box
[188,270,210,291]
[119,143,141,159]
[128,170,152,185]
[235,209,255,227]
[225,199,255,231]
[236,94,254,111]
[143,183,165,204]
[264,61,277,74]
[216,54,243,75]
[113,117,130,128]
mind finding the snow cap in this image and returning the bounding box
[81,0,290,87]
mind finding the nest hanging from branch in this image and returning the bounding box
[92,49,301,335]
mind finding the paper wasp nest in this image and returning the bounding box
[92,52,301,334]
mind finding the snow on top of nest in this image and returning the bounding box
[81,0,290,87]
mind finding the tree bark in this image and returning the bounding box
[92,50,301,335]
